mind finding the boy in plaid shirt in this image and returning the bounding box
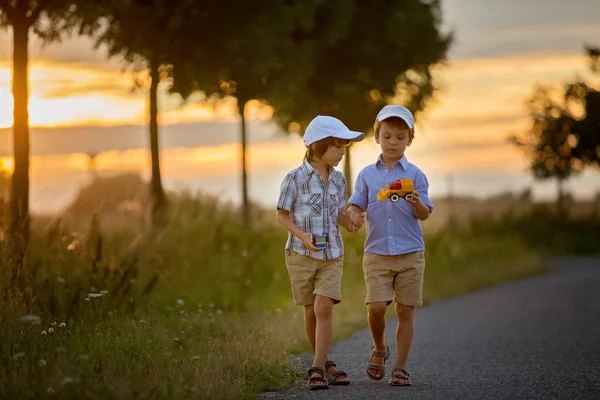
[276,115,364,390]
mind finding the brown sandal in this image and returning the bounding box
[325,360,350,386]
[366,344,390,380]
[307,366,329,390]
[389,366,412,386]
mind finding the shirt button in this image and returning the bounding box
[388,219,392,222]
[389,236,392,239]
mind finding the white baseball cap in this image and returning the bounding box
[376,105,415,130]
[303,116,365,148]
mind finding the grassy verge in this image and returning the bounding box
[0,177,553,399]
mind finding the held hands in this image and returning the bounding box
[345,207,365,233]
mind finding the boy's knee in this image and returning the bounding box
[368,302,387,318]
[304,304,315,315]
[395,303,415,321]
[314,296,334,319]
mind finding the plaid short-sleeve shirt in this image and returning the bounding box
[277,159,347,261]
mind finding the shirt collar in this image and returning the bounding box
[376,154,408,170]
[301,159,342,185]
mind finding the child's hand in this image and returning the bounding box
[345,221,358,234]
[406,191,422,207]
[301,233,321,252]
[346,208,365,230]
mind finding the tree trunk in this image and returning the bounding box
[9,15,31,251]
[343,144,353,199]
[149,58,166,227]
[556,177,566,216]
[239,101,249,226]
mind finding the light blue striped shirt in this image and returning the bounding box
[348,155,433,256]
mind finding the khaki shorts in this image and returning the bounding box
[363,251,425,306]
[285,249,343,306]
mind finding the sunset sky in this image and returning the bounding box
[0,0,599,212]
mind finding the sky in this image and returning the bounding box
[0,0,599,213]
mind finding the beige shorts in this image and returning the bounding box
[285,249,343,306]
[363,251,425,306]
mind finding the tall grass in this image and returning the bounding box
[0,175,553,399]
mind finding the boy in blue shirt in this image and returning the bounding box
[347,105,433,386]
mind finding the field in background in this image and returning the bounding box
[2,174,598,399]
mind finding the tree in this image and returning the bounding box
[0,0,79,250]
[84,0,201,227]
[171,1,320,226]
[509,86,580,213]
[270,0,452,197]
[509,46,600,213]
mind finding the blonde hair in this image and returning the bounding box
[374,117,415,141]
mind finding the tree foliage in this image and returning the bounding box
[268,0,452,194]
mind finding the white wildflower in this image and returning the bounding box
[100,290,109,295]
[59,322,66,328]
[216,309,223,315]
[60,377,75,385]
[48,328,54,334]
[176,299,185,306]
[87,293,104,299]
[47,388,56,396]
[39,359,47,367]
[19,315,41,323]
[41,330,47,336]
[138,319,147,324]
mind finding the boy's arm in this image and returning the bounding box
[408,171,433,221]
[347,169,368,212]
[406,193,430,221]
[276,209,319,251]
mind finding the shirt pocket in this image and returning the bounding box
[299,193,322,218]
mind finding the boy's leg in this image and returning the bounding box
[390,250,424,385]
[367,301,388,379]
[303,304,316,354]
[307,294,333,387]
[313,294,334,368]
[363,252,396,380]
[392,302,415,384]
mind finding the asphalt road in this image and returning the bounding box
[263,256,600,399]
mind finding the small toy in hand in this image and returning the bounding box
[377,179,415,203]
[312,234,328,249]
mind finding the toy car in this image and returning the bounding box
[312,234,328,249]
[377,179,415,203]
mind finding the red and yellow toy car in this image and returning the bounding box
[377,179,415,203]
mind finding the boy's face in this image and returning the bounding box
[375,120,412,159]
[320,139,348,167]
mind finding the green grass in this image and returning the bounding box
[0,175,566,399]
